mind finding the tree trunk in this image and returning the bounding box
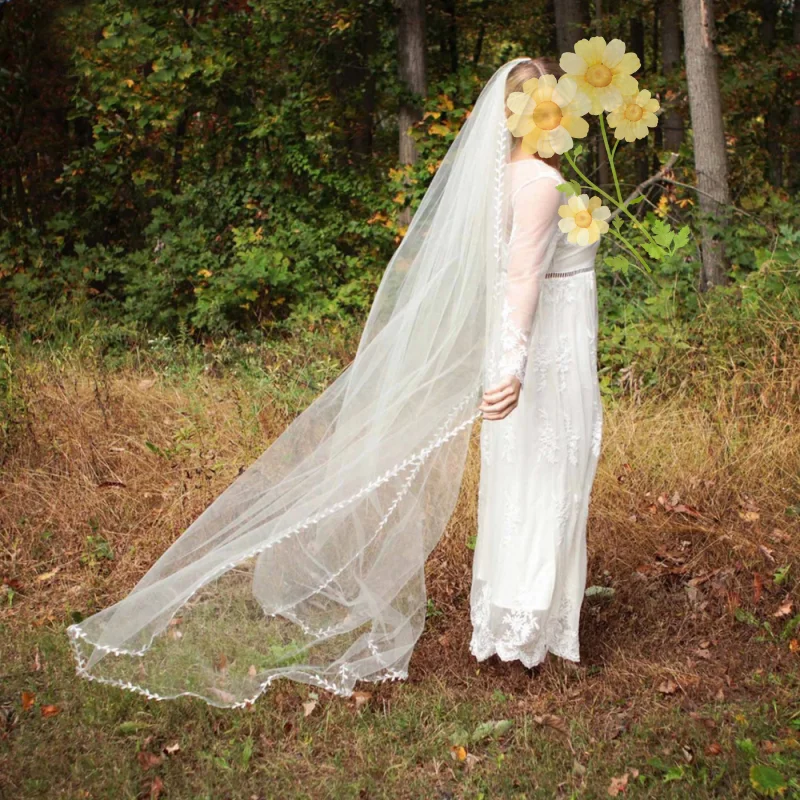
[790,0,800,191]
[660,0,684,153]
[397,0,426,226]
[397,0,426,168]
[760,0,783,187]
[443,0,458,73]
[630,16,649,186]
[681,0,731,289]
[554,0,584,54]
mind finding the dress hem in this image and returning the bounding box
[469,640,581,670]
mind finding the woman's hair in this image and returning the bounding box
[504,56,564,171]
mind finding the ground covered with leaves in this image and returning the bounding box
[1,334,799,798]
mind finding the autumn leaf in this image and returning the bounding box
[41,704,61,717]
[450,744,467,762]
[213,653,228,673]
[36,567,61,582]
[149,776,164,800]
[753,572,764,603]
[302,692,319,717]
[21,692,35,711]
[773,597,793,617]
[607,772,629,796]
[352,691,372,711]
[657,679,678,695]
[137,751,163,770]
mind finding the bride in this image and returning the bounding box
[67,55,604,707]
[471,56,602,672]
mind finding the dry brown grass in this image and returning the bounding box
[1,354,798,715]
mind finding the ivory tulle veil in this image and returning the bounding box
[67,57,548,706]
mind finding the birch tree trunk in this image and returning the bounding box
[681,0,731,289]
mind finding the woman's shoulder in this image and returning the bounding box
[509,158,563,183]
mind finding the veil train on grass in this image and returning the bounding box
[67,58,551,707]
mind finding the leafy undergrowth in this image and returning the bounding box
[1,340,800,797]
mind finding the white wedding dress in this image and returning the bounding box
[470,157,603,668]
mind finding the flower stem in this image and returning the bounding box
[599,114,623,204]
[609,228,651,274]
[563,150,659,249]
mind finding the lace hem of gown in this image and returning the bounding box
[468,581,581,668]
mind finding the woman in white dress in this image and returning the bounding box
[67,56,604,707]
[471,59,603,671]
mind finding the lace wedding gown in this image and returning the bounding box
[470,157,603,668]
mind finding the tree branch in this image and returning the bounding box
[608,151,680,221]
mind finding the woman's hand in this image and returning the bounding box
[479,375,522,421]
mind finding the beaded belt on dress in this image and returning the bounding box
[544,265,595,279]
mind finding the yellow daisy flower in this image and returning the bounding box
[557,194,610,246]
[606,89,660,142]
[559,37,640,115]
[505,74,590,158]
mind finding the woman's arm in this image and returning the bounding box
[480,174,562,421]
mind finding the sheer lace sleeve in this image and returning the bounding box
[498,173,563,385]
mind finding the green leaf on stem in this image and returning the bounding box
[673,225,692,250]
[603,255,630,275]
[556,182,575,196]
[652,219,675,248]
[642,241,666,260]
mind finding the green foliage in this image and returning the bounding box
[595,191,800,395]
[1,0,400,334]
[0,0,799,370]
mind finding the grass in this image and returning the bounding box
[1,326,800,798]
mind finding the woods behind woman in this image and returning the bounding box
[67,53,621,708]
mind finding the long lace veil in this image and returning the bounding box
[67,58,530,706]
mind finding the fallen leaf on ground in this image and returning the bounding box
[753,572,763,603]
[607,772,629,796]
[450,745,467,762]
[149,776,164,799]
[302,700,317,717]
[773,597,793,618]
[21,692,35,711]
[41,704,60,717]
[213,653,228,673]
[464,752,481,772]
[136,751,163,770]
[657,680,678,695]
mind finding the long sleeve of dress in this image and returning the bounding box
[497,174,563,386]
